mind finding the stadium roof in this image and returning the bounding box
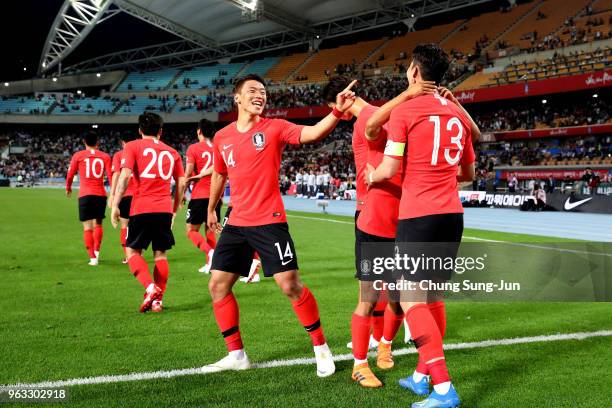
[39,0,495,75]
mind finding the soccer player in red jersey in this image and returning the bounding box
[203,73,355,376]
[366,44,478,407]
[111,113,186,313]
[66,132,112,266]
[322,76,436,387]
[109,132,138,264]
[184,119,219,274]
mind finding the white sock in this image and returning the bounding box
[229,349,245,359]
[207,249,214,263]
[412,370,426,382]
[353,358,368,366]
[381,337,392,345]
[433,381,451,395]
[314,343,330,354]
[146,283,155,293]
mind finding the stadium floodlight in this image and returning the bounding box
[23,67,27,72]
[92,124,98,128]
[52,77,58,82]
[3,82,8,87]
[77,90,82,95]
[593,94,598,98]
[542,99,547,104]
[96,73,101,77]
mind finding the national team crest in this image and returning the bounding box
[252,132,265,149]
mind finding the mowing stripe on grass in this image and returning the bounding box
[2,330,611,389]
[287,214,610,256]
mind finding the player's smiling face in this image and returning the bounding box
[236,80,267,115]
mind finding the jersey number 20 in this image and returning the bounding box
[141,148,174,180]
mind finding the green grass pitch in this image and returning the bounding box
[0,189,610,407]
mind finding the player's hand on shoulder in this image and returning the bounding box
[438,86,458,104]
[407,80,437,99]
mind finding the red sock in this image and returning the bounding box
[120,227,128,256]
[205,229,217,249]
[382,307,403,342]
[254,252,260,260]
[187,230,212,253]
[428,301,446,338]
[291,287,326,346]
[371,300,386,342]
[83,229,95,258]
[127,254,153,289]
[213,293,243,352]
[153,259,169,299]
[351,313,371,360]
[93,225,103,252]
[406,304,449,385]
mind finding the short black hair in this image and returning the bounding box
[233,73,266,94]
[83,131,98,147]
[321,76,352,104]
[138,112,163,136]
[120,131,137,143]
[411,43,450,84]
[198,118,216,140]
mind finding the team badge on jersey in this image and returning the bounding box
[252,132,266,149]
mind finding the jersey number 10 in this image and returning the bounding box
[84,158,104,178]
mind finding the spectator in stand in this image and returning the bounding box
[508,172,518,192]
[307,170,316,197]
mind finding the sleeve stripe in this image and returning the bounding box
[384,140,406,156]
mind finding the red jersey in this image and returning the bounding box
[357,118,402,238]
[111,150,136,197]
[66,148,111,198]
[186,140,215,199]
[121,138,185,216]
[352,106,370,211]
[213,117,303,226]
[386,94,475,219]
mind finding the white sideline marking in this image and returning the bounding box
[2,330,610,390]
[287,214,610,257]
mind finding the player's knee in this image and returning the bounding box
[208,277,231,298]
[354,302,375,316]
[278,279,303,299]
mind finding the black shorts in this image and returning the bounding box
[186,198,221,225]
[126,213,175,252]
[355,226,395,281]
[78,195,106,222]
[211,223,298,277]
[223,206,233,227]
[395,213,463,282]
[119,196,132,219]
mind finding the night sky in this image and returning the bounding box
[1,0,177,82]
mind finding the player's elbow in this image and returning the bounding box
[459,163,475,181]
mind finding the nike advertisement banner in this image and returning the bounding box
[546,192,612,214]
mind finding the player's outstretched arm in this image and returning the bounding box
[110,168,132,228]
[365,80,436,141]
[300,80,357,144]
[439,87,481,142]
[187,166,214,183]
[365,156,401,186]
[207,171,227,233]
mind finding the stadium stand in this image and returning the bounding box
[266,52,310,82]
[289,39,386,83]
[367,22,461,68]
[487,47,611,86]
[242,57,280,78]
[115,68,180,92]
[0,95,55,114]
[53,96,120,115]
[442,2,538,55]
[494,0,593,52]
[116,95,175,114]
[172,63,245,90]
